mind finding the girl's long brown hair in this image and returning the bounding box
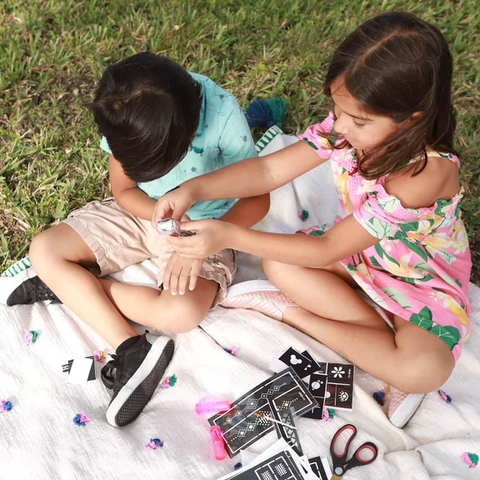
[323,11,458,180]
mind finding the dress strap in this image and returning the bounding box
[426,149,460,168]
[399,149,460,170]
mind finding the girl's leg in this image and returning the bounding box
[30,224,217,349]
[263,259,454,394]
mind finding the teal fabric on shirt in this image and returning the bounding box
[100,72,257,220]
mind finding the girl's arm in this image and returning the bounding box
[153,140,328,222]
[168,214,380,268]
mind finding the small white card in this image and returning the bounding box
[67,357,94,385]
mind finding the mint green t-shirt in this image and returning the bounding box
[100,73,257,220]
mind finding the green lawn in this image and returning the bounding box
[1,0,479,282]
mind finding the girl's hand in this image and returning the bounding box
[166,219,231,258]
[163,252,205,295]
[152,186,194,229]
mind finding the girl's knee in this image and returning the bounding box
[263,258,289,282]
[393,349,454,394]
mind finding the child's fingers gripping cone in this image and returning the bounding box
[167,219,229,259]
[152,186,195,228]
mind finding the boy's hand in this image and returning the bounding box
[152,186,194,228]
[163,252,205,295]
[166,219,231,259]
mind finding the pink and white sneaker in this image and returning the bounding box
[221,280,297,321]
[387,386,425,428]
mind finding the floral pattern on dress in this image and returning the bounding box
[298,114,472,362]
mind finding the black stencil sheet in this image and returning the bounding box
[208,368,319,457]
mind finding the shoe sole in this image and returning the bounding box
[106,335,175,428]
[224,280,279,301]
[389,393,425,428]
[0,266,37,305]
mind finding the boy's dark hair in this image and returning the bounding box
[323,11,457,180]
[92,52,203,183]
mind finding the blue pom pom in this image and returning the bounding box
[234,462,243,470]
[246,99,275,128]
[373,390,386,406]
[73,414,84,426]
[1,400,12,412]
[150,438,164,447]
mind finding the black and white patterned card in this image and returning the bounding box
[278,348,316,380]
[208,368,319,457]
[300,351,325,374]
[270,348,355,413]
[268,399,303,457]
[229,451,305,480]
[308,456,332,480]
[62,356,96,384]
[324,363,354,410]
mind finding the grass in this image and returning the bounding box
[0,0,479,282]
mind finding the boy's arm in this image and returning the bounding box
[108,154,156,220]
[215,96,270,228]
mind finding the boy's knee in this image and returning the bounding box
[29,231,54,269]
[150,300,205,334]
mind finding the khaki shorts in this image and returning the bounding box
[63,198,235,307]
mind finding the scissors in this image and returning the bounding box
[330,424,378,479]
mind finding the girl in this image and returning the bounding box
[152,11,472,428]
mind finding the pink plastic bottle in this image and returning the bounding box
[195,400,231,415]
[210,425,227,460]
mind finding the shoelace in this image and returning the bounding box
[25,277,60,302]
[101,354,122,389]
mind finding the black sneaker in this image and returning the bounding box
[101,333,175,428]
[0,266,61,306]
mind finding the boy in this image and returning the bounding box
[1,53,269,427]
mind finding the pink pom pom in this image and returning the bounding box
[161,377,171,388]
[322,408,333,422]
[461,452,478,468]
[144,438,163,451]
[93,350,106,363]
[438,389,452,403]
[79,413,90,424]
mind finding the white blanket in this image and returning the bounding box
[1,134,479,480]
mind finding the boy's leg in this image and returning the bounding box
[30,223,220,346]
[97,275,218,333]
[263,259,454,394]
[30,223,140,349]
[29,222,195,428]
[27,198,233,429]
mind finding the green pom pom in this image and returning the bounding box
[169,374,177,387]
[298,209,309,221]
[266,98,286,128]
[468,453,479,465]
[327,408,335,419]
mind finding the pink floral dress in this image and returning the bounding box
[299,113,472,362]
